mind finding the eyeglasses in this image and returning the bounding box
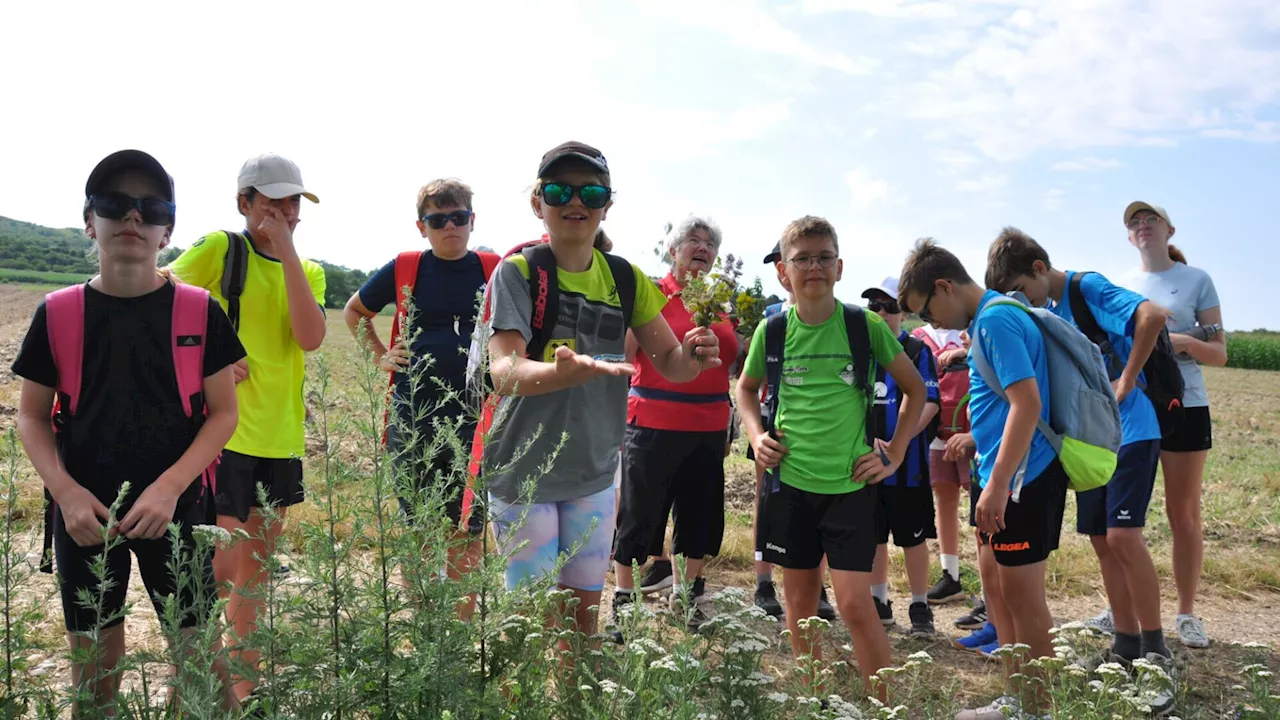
[421,210,473,230]
[784,253,838,269]
[917,283,939,325]
[1126,215,1164,230]
[540,182,612,209]
[868,298,900,314]
[89,192,175,226]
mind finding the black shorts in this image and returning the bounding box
[760,479,878,573]
[614,426,725,566]
[391,429,485,536]
[875,483,937,548]
[1161,405,1212,453]
[1077,440,1160,536]
[54,502,215,633]
[214,449,305,523]
[974,459,1069,567]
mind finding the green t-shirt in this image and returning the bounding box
[744,304,903,494]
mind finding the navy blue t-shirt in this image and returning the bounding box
[875,330,940,487]
[358,251,487,445]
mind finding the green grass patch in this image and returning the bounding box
[1228,333,1280,371]
[0,267,92,285]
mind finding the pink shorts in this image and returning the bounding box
[929,449,971,489]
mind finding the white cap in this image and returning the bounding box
[861,275,900,301]
[1123,201,1172,228]
[237,153,318,203]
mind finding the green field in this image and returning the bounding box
[0,267,92,285]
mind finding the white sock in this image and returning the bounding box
[871,584,889,603]
[911,593,928,605]
[616,579,633,593]
[942,554,960,581]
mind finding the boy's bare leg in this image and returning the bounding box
[904,542,931,597]
[214,507,286,701]
[68,624,125,718]
[829,568,892,702]
[996,560,1054,713]
[781,567,823,658]
[977,538,1010,643]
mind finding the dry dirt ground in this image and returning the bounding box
[3,281,1279,717]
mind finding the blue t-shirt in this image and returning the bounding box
[358,250,487,444]
[969,290,1057,489]
[1052,271,1161,445]
[876,331,941,487]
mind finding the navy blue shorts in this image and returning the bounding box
[1076,439,1160,536]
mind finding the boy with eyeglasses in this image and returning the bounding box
[344,178,496,617]
[861,277,941,638]
[14,150,245,714]
[736,217,926,697]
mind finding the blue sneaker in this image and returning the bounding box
[953,621,997,653]
[978,640,1001,659]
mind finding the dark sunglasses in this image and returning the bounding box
[90,191,175,226]
[540,182,611,209]
[868,298,900,314]
[421,210,473,230]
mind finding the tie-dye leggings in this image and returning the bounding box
[489,485,616,592]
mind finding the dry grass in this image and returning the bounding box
[4,284,1280,716]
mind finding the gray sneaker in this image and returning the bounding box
[954,695,1019,720]
[1176,614,1209,649]
[1083,607,1115,634]
[1139,652,1178,717]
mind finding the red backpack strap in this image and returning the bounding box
[45,284,87,415]
[911,326,941,355]
[478,251,501,281]
[172,283,211,418]
[389,250,424,352]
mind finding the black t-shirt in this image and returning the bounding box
[11,283,246,512]
[357,251,486,444]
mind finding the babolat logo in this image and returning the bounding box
[532,266,550,330]
[177,335,202,347]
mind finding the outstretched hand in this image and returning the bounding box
[552,344,636,382]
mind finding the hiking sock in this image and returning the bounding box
[872,584,889,603]
[1112,631,1141,662]
[616,576,634,593]
[756,572,772,588]
[1141,629,1171,658]
[911,593,928,606]
[941,554,960,581]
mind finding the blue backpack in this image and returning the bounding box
[969,293,1121,498]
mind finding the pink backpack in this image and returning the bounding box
[912,327,971,439]
[39,281,218,573]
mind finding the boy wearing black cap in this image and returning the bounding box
[13,150,245,714]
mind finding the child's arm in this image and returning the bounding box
[734,373,787,468]
[630,315,721,384]
[118,365,239,539]
[488,330,635,397]
[1115,300,1168,402]
[974,377,1041,534]
[16,380,111,547]
[855,352,926,483]
[624,329,640,365]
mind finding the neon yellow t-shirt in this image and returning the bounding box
[169,230,326,459]
[743,304,903,494]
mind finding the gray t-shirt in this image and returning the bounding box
[479,252,664,504]
[1118,263,1221,408]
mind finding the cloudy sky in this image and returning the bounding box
[3,0,1278,328]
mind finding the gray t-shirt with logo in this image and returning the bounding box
[1119,263,1221,408]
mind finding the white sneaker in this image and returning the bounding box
[955,696,1018,720]
[1176,614,1209,648]
[1083,607,1115,634]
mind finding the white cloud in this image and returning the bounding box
[845,168,893,211]
[957,174,1008,192]
[1043,188,1067,210]
[801,0,959,19]
[652,0,876,75]
[936,149,981,168]
[1052,157,1124,171]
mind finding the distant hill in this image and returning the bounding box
[0,215,370,309]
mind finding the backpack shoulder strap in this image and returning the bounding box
[762,311,788,433]
[478,251,501,281]
[221,231,250,331]
[522,243,559,361]
[912,326,941,354]
[45,284,86,415]
[1068,273,1107,347]
[602,252,637,329]
[172,283,211,418]
[843,304,878,448]
[390,250,424,351]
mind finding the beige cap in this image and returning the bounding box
[1123,201,1172,228]
[238,153,318,202]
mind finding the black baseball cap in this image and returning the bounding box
[86,149,175,204]
[763,241,782,264]
[537,141,610,179]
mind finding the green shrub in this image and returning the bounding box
[1227,334,1280,371]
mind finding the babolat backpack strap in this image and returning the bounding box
[221,231,250,332]
[842,304,879,449]
[521,243,560,362]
